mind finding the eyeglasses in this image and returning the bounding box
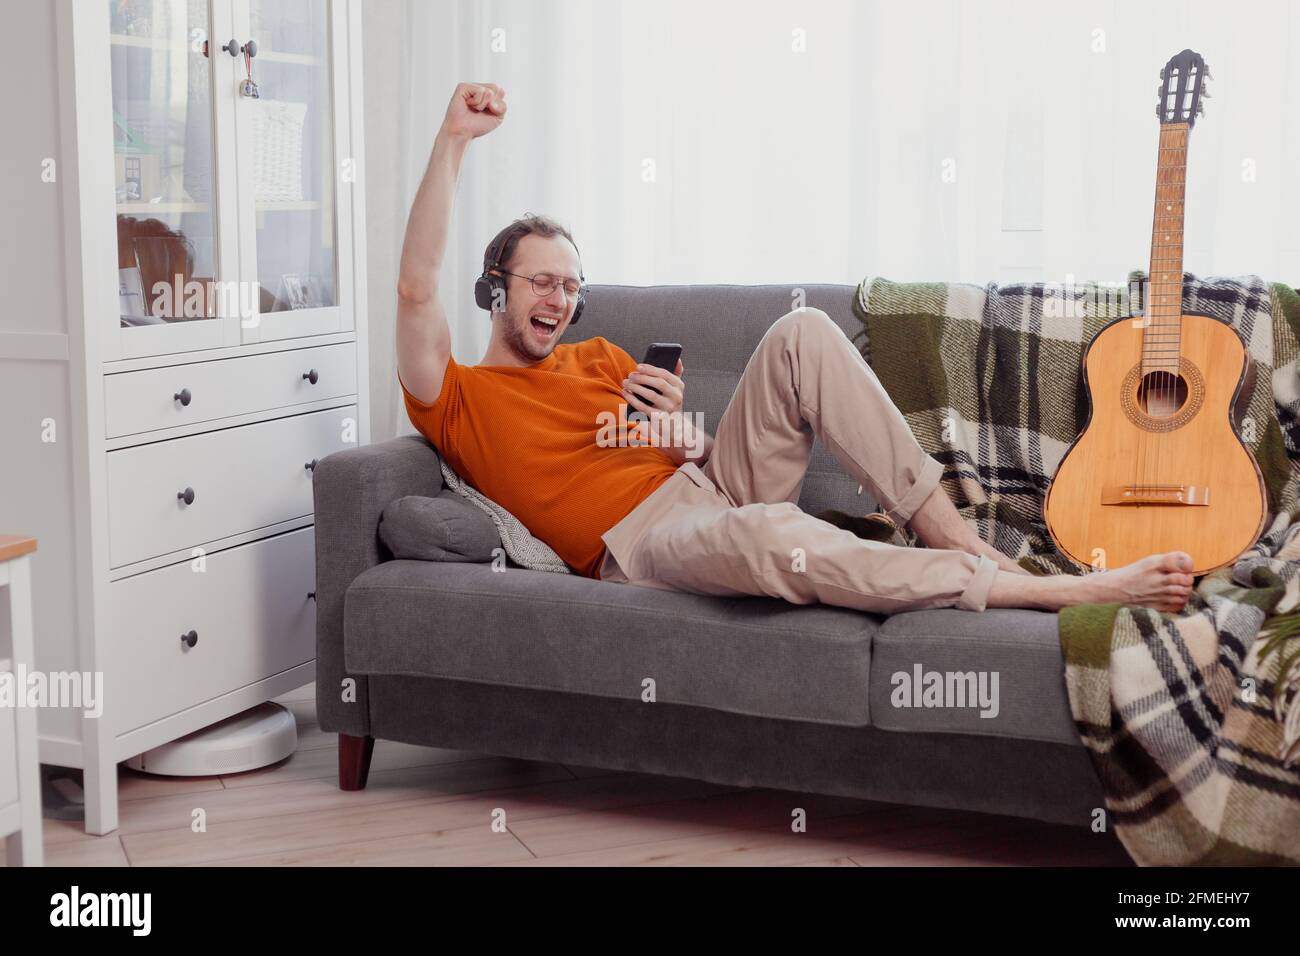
[498,270,585,298]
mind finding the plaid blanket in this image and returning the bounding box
[853,274,1300,865]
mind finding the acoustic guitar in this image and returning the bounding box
[1044,49,1266,575]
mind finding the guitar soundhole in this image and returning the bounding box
[1137,371,1189,417]
[1120,358,1205,433]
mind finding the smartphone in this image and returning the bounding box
[642,342,682,372]
[639,343,683,397]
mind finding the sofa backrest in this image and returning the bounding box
[568,283,880,516]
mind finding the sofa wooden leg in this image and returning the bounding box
[339,733,375,791]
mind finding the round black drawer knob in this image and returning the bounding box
[174,388,192,407]
[181,630,198,648]
[303,369,319,385]
[177,487,196,506]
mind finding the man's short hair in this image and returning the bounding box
[484,214,581,275]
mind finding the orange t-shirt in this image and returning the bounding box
[401,337,679,578]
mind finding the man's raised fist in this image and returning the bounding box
[441,82,507,140]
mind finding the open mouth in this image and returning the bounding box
[530,313,561,338]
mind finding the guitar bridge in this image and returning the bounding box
[1100,484,1210,506]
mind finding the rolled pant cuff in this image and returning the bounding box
[883,453,944,526]
[955,554,1000,612]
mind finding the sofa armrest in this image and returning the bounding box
[312,435,444,735]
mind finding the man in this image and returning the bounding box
[397,82,1195,614]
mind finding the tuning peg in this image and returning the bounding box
[1204,66,1212,81]
[1196,101,1205,116]
[1200,88,1211,98]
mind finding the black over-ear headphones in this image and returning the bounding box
[473,221,587,324]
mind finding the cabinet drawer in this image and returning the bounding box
[106,406,356,569]
[0,696,15,808]
[107,527,316,736]
[104,343,357,439]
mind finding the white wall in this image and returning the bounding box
[0,1,90,743]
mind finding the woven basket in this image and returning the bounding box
[249,99,307,203]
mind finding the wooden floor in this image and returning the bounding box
[18,684,1133,867]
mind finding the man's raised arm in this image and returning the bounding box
[396,82,507,406]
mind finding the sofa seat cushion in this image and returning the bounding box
[868,608,1080,747]
[343,559,883,726]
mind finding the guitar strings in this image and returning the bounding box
[1144,127,1187,502]
[1160,131,1187,499]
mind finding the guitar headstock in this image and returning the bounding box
[1157,48,1211,127]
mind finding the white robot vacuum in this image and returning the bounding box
[125,701,298,776]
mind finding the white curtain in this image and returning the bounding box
[362,0,1300,441]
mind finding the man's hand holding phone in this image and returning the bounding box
[622,355,685,418]
[616,343,714,465]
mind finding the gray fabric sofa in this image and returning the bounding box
[314,283,1107,827]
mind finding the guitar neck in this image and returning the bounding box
[1144,122,1190,374]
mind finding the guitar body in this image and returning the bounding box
[1044,312,1266,574]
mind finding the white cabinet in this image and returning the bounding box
[232,0,358,345]
[97,0,357,361]
[0,0,370,834]
[101,0,242,360]
[106,405,355,567]
[103,342,358,437]
[107,527,318,736]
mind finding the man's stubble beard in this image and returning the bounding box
[501,309,562,365]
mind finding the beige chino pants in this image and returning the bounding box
[599,307,999,613]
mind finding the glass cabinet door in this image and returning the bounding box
[107,0,240,357]
[234,0,350,342]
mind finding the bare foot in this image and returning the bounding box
[1070,552,1195,613]
[986,551,1195,612]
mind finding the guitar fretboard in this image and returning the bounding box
[1143,122,1189,375]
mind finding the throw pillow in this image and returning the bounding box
[378,493,501,563]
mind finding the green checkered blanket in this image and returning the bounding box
[853,274,1300,865]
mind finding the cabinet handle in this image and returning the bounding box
[307,591,316,602]
[303,368,319,385]
[177,487,196,506]
[174,387,192,407]
[305,459,319,473]
[220,39,240,57]
[181,630,199,649]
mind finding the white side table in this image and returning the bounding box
[0,536,42,866]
